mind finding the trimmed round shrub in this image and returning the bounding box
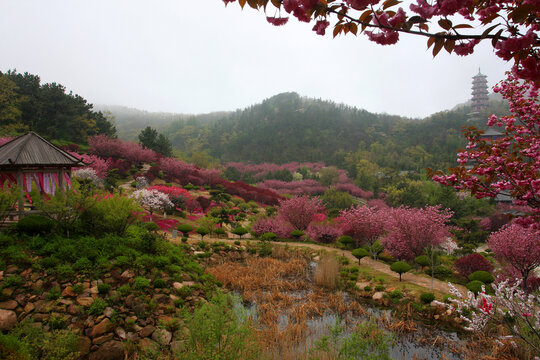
[214,228,226,237]
[145,222,161,232]
[261,232,277,241]
[290,230,304,240]
[414,255,430,268]
[374,285,385,291]
[232,226,248,238]
[420,292,435,304]
[466,280,485,294]
[177,224,194,237]
[390,261,412,281]
[338,235,354,246]
[16,215,54,235]
[196,227,210,240]
[352,248,369,262]
[364,285,372,292]
[469,270,495,284]
[432,265,454,280]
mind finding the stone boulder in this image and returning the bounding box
[88,340,124,360]
[0,309,17,331]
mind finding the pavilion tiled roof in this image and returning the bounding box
[0,131,84,169]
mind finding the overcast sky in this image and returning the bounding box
[0,0,510,119]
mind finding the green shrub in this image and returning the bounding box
[414,255,430,268]
[443,295,455,303]
[133,277,151,292]
[97,283,111,295]
[261,232,277,242]
[352,248,369,262]
[420,292,435,304]
[234,240,241,246]
[258,241,272,257]
[338,235,354,246]
[466,280,485,294]
[469,271,495,284]
[55,264,75,281]
[2,275,22,289]
[177,286,192,299]
[16,215,54,235]
[46,286,61,300]
[174,298,185,308]
[141,232,157,254]
[135,254,155,272]
[117,284,131,297]
[290,230,304,240]
[364,286,372,292]
[177,224,194,237]
[154,255,170,269]
[48,315,67,330]
[390,261,412,281]
[87,298,107,316]
[145,222,161,232]
[433,265,454,280]
[196,227,210,240]
[115,255,131,268]
[82,194,139,236]
[389,290,403,299]
[232,226,248,239]
[177,292,261,360]
[2,246,32,266]
[71,283,84,295]
[374,285,385,292]
[214,228,226,237]
[72,257,93,273]
[181,236,188,243]
[40,256,60,269]
[153,278,167,288]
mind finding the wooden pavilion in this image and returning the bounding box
[0,131,85,219]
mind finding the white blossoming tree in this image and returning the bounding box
[131,189,173,221]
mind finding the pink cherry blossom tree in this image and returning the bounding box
[277,195,326,230]
[381,205,453,261]
[306,222,341,243]
[337,205,387,268]
[251,215,295,238]
[488,222,540,292]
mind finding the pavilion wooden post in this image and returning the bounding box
[59,168,65,192]
[17,171,24,219]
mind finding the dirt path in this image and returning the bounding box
[164,233,467,296]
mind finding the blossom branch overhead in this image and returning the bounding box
[222,0,539,82]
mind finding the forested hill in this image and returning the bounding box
[158,92,508,171]
[0,70,116,143]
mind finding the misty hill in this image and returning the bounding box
[94,104,229,141]
[101,92,508,172]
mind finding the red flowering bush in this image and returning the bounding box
[453,253,494,278]
[278,195,326,230]
[306,223,341,243]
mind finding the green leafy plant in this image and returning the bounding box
[390,261,412,282]
[468,270,495,284]
[352,248,369,263]
[196,227,210,240]
[97,283,111,295]
[87,298,107,316]
[177,224,194,237]
[420,292,435,304]
[466,280,485,294]
[231,226,248,239]
[133,277,150,292]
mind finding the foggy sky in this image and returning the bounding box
[0,0,509,119]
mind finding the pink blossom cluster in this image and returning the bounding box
[257,179,326,195]
[88,135,158,166]
[306,222,341,243]
[68,151,111,179]
[381,205,453,261]
[439,238,459,254]
[251,216,294,238]
[337,205,387,247]
[278,195,326,230]
[225,161,326,181]
[488,222,540,291]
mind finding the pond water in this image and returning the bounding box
[232,293,464,360]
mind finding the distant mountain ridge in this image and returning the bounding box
[98,92,508,171]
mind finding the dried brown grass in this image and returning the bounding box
[314,254,341,290]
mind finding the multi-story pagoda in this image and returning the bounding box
[471,69,489,112]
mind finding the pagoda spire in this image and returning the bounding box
[471,69,488,112]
